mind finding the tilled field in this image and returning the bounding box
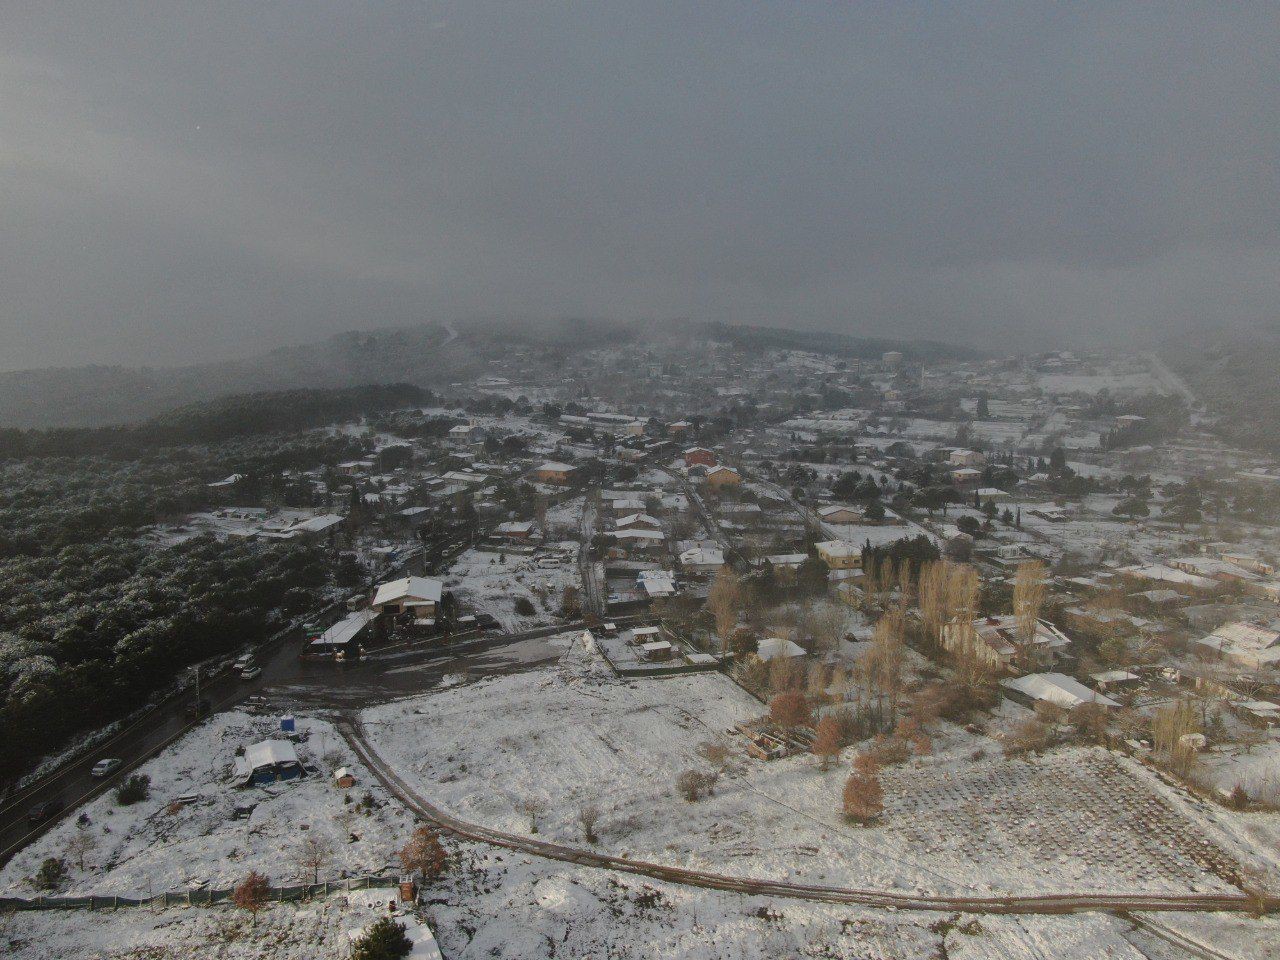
[882,750,1244,893]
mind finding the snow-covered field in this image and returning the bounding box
[0,713,408,898]
[8,845,1275,960]
[2,657,1277,958]
[358,653,1258,899]
[443,545,579,631]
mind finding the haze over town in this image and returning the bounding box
[3,5,1280,960]
[3,3,1279,371]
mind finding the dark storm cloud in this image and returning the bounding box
[2,3,1278,368]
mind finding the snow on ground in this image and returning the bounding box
[443,544,579,631]
[8,849,1275,960]
[359,660,1256,899]
[1036,370,1166,397]
[0,713,409,897]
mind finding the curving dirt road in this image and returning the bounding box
[339,717,1277,918]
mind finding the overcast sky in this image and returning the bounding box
[2,3,1278,370]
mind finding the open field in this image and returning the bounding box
[359,654,1259,899]
[6,850,1276,960]
[0,713,407,898]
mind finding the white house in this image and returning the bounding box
[1195,621,1280,669]
[371,576,444,620]
[1001,673,1119,710]
[680,546,725,573]
[757,637,807,661]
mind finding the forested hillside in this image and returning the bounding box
[0,323,458,428]
[1162,330,1280,455]
[0,383,427,459]
[0,383,412,782]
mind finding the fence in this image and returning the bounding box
[0,874,399,913]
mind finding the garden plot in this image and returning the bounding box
[0,712,408,898]
[360,656,1253,898]
[879,749,1245,894]
[443,544,579,630]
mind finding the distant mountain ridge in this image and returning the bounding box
[0,324,464,427]
[0,318,976,428]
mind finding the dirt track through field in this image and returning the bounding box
[339,717,1277,918]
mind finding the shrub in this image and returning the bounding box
[351,916,413,960]
[33,857,67,891]
[514,596,536,617]
[1003,718,1052,757]
[842,771,884,824]
[677,769,710,802]
[768,691,811,732]
[863,734,910,768]
[115,774,150,806]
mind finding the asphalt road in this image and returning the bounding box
[0,622,576,870]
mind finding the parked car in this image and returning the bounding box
[232,654,255,673]
[90,758,122,778]
[27,799,64,824]
[240,665,262,681]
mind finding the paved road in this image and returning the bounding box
[341,718,1277,918]
[0,641,286,868]
[0,621,577,869]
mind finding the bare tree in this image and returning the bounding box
[863,613,905,713]
[812,716,842,770]
[917,561,951,647]
[232,871,271,927]
[769,690,811,733]
[767,653,805,694]
[1070,702,1109,743]
[515,797,547,833]
[1152,698,1201,776]
[852,750,882,776]
[577,801,602,843]
[1012,560,1048,644]
[805,662,831,704]
[707,567,745,657]
[295,834,331,886]
[1033,700,1066,735]
[399,824,448,879]
[66,828,97,872]
[808,601,847,658]
[696,740,732,770]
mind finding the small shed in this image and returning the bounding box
[333,767,357,789]
[641,640,673,661]
[234,740,304,787]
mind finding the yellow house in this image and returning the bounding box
[815,540,861,571]
[532,461,576,484]
[704,465,741,489]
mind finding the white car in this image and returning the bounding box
[90,758,122,778]
[240,665,262,681]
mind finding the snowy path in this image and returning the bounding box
[340,718,1278,918]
